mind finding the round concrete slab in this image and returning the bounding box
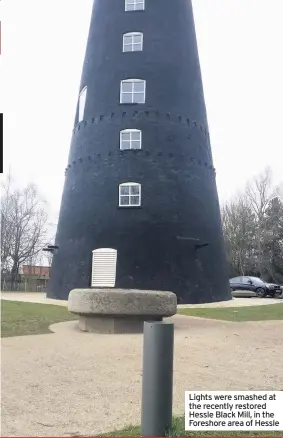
[68,288,177,316]
[68,288,177,334]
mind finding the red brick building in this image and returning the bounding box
[20,265,50,278]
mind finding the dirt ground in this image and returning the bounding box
[2,314,283,437]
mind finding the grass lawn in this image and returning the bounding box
[1,300,78,337]
[105,415,282,436]
[177,304,283,322]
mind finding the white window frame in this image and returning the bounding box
[123,32,143,52]
[120,129,142,150]
[119,182,141,207]
[78,86,87,122]
[125,0,145,12]
[120,79,146,104]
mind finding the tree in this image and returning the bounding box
[1,174,50,287]
[245,167,280,278]
[43,251,54,268]
[221,196,256,276]
[263,196,283,282]
[1,173,14,273]
[221,167,283,282]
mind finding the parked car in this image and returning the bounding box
[229,276,282,298]
[265,283,283,298]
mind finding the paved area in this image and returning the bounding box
[179,297,281,308]
[1,292,68,306]
[1,292,281,308]
[2,315,283,437]
[2,291,283,436]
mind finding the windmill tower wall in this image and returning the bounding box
[47,0,231,304]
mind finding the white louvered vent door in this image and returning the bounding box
[91,248,117,288]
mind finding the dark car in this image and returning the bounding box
[229,276,282,298]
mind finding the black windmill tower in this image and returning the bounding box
[47,0,231,304]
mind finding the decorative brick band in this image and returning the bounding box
[72,109,210,140]
[64,151,215,175]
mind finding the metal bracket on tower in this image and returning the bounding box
[42,245,59,254]
[176,236,209,249]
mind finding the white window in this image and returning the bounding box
[125,0,145,11]
[91,248,117,288]
[78,86,87,122]
[119,182,141,207]
[120,79,146,104]
[123,32,143,52]
[120,129,142,150]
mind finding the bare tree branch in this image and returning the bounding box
[1,174,51,285]
[222,167,283,283]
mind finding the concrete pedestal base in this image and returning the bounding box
[68,288,177,334]
[78,314,162,334]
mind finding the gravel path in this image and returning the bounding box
[1,292,281,308]
[2,314,283,437]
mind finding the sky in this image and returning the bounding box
[3,0,283,225]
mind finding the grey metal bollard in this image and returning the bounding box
[141,321,174,437]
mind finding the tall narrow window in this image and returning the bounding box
[78,86,87,122]
[125,0,145,11]
[120,79,146,104]
[120,129,142,150]
[123,32,143,52]
[119,183,141,207]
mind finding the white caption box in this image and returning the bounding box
[185,391,283,431]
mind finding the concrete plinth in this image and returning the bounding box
[78,315,162,334]
[68,288,177,334]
